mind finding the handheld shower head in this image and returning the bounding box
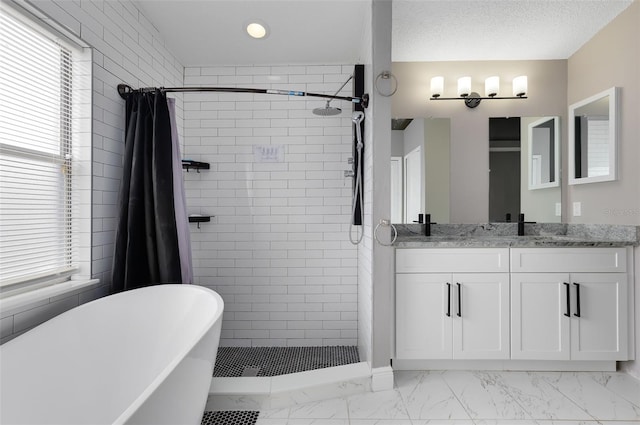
[352,111,364,124]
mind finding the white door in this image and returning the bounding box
[396,273,453,359]
[390,157,403,223]
[570,273,628,360]
[511,273,571,360]
[404,146,422,223]
[452,273,510,359]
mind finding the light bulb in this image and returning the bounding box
[457,76,471,97]
[430,76,444,98]
[485,76,500,97]
[513,75,528,97]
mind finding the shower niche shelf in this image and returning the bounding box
[188,215,211,229]
[182,159,210,172]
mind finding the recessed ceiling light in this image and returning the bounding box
[246,21,268,39]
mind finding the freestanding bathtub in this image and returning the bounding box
[0,284,224,425]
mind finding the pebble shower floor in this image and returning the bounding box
[201,346,360,425]
[212,346,360,377]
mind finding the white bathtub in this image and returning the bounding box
[0,284,224,425]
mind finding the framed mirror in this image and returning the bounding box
[569,87,619,185]
[528,116,560,190]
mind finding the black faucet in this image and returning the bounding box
[424,213,437,236]
[517,213,525,236]
[517,213,536,236]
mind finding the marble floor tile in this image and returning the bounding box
[482,371,593,421]
[288,397,349,419]
[395,371,471,420]
[259,406,290,419]
[589,372,640,407]
[472,421,540,425]
[255,419,285,425]
[285,420,349,425]
[346,389,410,420]
[540,372,640,421]
[441,371,533,421]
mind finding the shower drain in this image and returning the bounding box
[241,366,261,377]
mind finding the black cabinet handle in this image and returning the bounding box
[563,282,571,317]
[573,282,581,317]
[456,282,462,317]
[446,283,451,317]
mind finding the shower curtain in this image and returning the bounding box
[111,90,193,293]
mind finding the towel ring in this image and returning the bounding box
[374,219,397,246]
[375,71,398,97]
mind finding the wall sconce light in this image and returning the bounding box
[457,76,471,97]
[430,76,444,98]
[429,75,528,108]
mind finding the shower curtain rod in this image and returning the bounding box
[117,84,369,108]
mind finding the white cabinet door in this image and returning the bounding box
[511,273,571,360]
[396,273,453,359]
[452,273,510,359]
[570,273,628,360]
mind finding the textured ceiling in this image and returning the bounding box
[135,0,633,66]
[392,0,633,62]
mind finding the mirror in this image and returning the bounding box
[569,87,618,185]
[392,116,562,225]
[489,117,562,223]
[391,118,450,224]
[528,116,560,190]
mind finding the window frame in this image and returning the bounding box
[0,2,92,295]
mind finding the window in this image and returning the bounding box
[0,5,91,291]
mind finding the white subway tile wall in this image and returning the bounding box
[183,65,359,347]
[1,0,185,343]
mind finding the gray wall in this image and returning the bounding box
[567,1,639,378]
[566,1,639,226]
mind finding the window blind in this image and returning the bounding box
[0,8,78,287]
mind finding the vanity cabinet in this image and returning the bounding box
[396,249,510,360]
[395,246,632,365]
[511,248,628,361]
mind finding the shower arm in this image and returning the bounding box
[117,83,369,108]
[323,75,353,107]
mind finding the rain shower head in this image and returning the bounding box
[312,101,342,116]
[311,74,353,117]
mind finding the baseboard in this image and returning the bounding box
[371,366,394,391]
[392,359,617,371]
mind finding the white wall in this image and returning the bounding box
[1,0,184,343]
[182,65,359,347]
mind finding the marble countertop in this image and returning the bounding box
[394,223,640,248]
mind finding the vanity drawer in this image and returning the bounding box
[396,248,510,273]
[511,247,627,273]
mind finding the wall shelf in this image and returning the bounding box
[188,215,211,228]
[182,159,210,172]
